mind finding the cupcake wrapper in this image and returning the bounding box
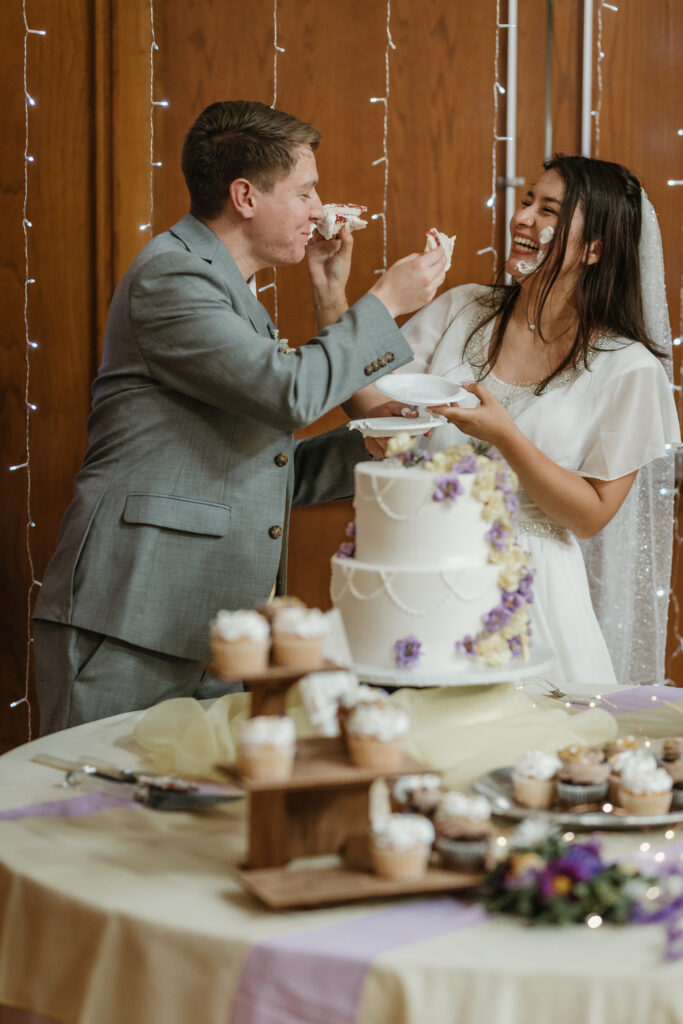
[512,774,555,810]
[435,835,489,872]
[670,786,683,810]
[617,787,673,816]
[556,780,609,807]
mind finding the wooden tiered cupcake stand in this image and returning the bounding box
[216,662,483,909]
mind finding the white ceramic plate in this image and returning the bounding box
[375,373,467,408]
[346,413,446,438]
[474,766,683,830]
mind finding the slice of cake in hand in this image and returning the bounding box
[316,203,368,239]
[425,227,456,270]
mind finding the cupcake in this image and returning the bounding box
[298,670,358,737]
[338,684,390,739]
[370,814,435,881]
[662,741,683,808]
[512,750,562,809]
[434,792,492,871]
[604,735,641,759]
[608,748,657,803]
[555,745,610,806]
[389,774,445,817]
[237,715,296,781]
[346,702,410,771]
[272,607,328,669]
[210,609,271,676]
[618,761,673,815]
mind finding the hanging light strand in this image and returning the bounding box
[369,0,396,276]
[259,0,283,327]
[139,0,167,235]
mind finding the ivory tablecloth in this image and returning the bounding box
[1,687,683,1024]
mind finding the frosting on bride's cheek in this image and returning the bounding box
[539,226,555,245]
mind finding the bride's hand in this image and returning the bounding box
[430,382,516,447]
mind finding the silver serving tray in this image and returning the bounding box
[474,766,683,831]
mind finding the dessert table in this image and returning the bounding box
[1,688,683,1024]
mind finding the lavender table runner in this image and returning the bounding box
[0,791,136,821]
[231,898,486,1024]
[586,685,683,716]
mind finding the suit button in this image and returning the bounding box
[385,352,394,363]
[364,364,374,376]
[269,525,283,539]
[274,453,289,466]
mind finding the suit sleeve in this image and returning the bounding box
[129,250,413,431]
[292,425,370,507]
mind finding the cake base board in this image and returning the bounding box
[355,645,555,688]
[235,862,483,909]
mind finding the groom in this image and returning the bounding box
[33,99,446,734]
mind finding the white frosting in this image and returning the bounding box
[425,228,456,270]
[239,715,296,749]
[339,683,388,709]
[436,791,491,822]
[620,762,673,795]
[371,813,435,850]
[299,671,358,737]
[539,226,555,245]
[273,606,328,638]
[609,749,657,774]
[210,609,270,642]
[346,702,410,741]
[316,204,368,240]
[391,774,442,802]
[514,749,562,780]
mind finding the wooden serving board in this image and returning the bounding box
[207,660,346,717]
[235,863,484,909]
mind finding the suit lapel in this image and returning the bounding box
[170,214,274,338]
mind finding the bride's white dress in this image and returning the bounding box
[398,283,680,692]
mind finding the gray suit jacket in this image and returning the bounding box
[35,214,412,661]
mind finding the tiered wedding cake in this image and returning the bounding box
[330,440,533,675]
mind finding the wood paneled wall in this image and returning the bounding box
[2,0,681,750]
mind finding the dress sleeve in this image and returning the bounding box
[577,349,681,480]
[396,289,458,373]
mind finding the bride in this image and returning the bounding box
[354,156,680,691]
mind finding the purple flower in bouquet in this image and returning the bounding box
[483,603,513,633]
[345,521,356,539]
[455,635,477,658]
[394,636,423,668]
[337,541,355,558]
[537,841,603,903]
[433,473,463,503]
[486,520,509,552]
[453,454,478,474]
[517,573,534,603]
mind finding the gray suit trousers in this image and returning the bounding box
[34,620,242,736]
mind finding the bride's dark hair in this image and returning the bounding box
[464,154,665,394]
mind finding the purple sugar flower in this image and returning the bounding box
[502,589,524,612]
[455,635,478,658]
[337,541,355,558]
[483,603,513,633]
[453,454,477,474]
[486,520,508,552]
[504,491,520,514]
[394,635,423,668]
[344,520,356,538]
[488,449,504,461]
[433,473,463,503]
[518,573,534,603]
[495,470,513,493]
[508,635,523,657]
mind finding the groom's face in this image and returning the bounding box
[250,147,324,266]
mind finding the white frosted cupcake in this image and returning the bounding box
[608,749,657,803]
[434,792,492,871]
[238,715,296,781]
[346,702,410,771]
[338,684,389,739]
[618,761,673,816]
[272,607,328,668]
[662,740,683,809]
[371,814,435,880]
[512,750,562,809]
[210,609,271,676]
[389,774,445,816]
[299,670,358,737]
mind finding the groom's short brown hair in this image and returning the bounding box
[181,100,321,220]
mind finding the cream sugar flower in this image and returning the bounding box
[500,607,530,641]
[498,547,531,592]
[476,632,512,666]
[480,490,508,522]
[385,433,417,458]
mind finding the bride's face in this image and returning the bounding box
[506,169,586,283]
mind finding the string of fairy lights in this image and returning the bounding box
[369,0,396,276]
[257,0,283,327]
[138,0,167,237]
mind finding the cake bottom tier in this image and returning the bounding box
[330,556,501,672]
